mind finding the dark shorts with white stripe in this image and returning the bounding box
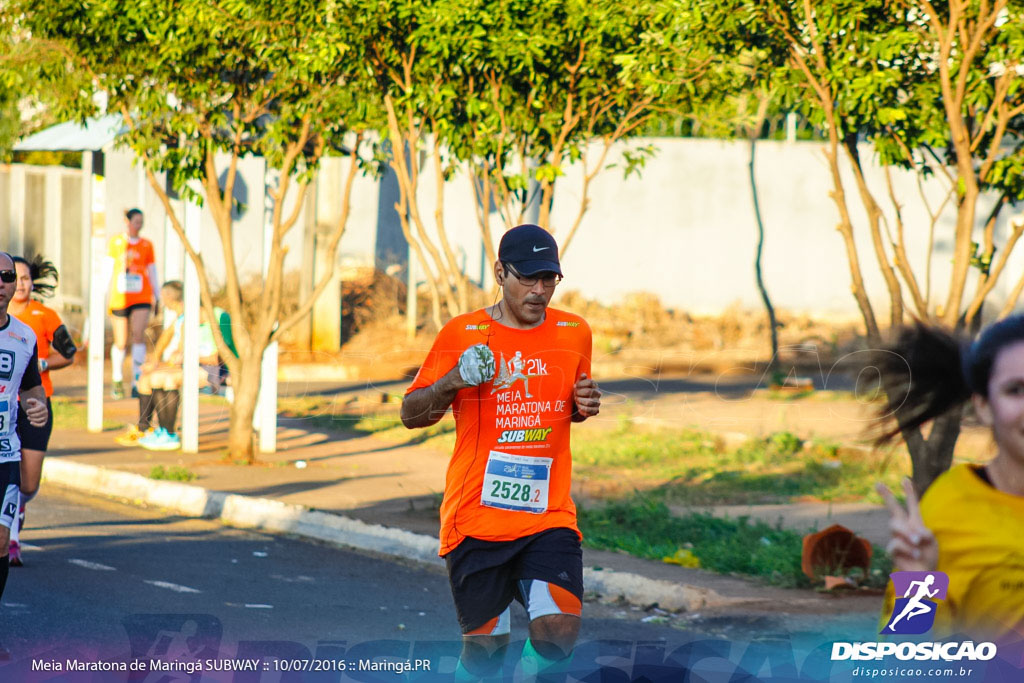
[444,527,583,634]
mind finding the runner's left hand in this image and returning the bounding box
[573,373,601,418]
[24,397,47,428]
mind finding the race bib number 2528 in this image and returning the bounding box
[480,451,552,514]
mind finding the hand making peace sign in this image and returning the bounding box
[876,478,939,573]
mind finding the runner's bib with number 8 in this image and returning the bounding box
[0,317,42,461]
[481,451,551,513]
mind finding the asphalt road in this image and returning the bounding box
[0,487,755,682]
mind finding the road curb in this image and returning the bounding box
[583,568,737,612]
[41,459,445,567]
[42,458,725,611]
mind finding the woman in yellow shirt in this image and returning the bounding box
[875,317,1024,642]
[104,208,159,399]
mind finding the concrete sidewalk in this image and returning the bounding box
[37,389,886,622]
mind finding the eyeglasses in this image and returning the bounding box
[0,271,15,284]
[504,263,562,288]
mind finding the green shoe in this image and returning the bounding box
[111,381,125,400]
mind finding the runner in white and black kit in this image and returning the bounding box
[0,251,49,659]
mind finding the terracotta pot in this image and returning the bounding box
[801,523,872,582]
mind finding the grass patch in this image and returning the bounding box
[574,425,907,505]
[276,398,905,505]
[580,496,810,587]
[148,465,197,482]
[580,495,893,589]
[51,397,122,431]
[347,412,456,448]
[278,397,905,505]
[277,396,456,449]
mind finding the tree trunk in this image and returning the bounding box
[226,353,262,464]
[899,406,963,495]
[749,135,778,369]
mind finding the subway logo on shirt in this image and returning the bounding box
[496,427,553,444]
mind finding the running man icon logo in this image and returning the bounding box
[491,350,548,397]
[882,571,950,635]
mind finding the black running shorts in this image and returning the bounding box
[17,397,53,452]
[110,303,152,318]
[444,526,583,634]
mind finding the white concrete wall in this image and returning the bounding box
[366,137,1012,321]
[4,137,1021,327]
[546,138,989,317]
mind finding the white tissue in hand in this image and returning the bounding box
[458,344,496,386]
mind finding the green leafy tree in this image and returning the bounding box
[0,9,83,159]
[16,0,380,462]
[454,0,707,270]
[711,0,1024,491]
[353,0,705,327]
[350,0,475,327]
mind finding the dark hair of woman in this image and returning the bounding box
[873,315,1024,444]
[11,254,59,299]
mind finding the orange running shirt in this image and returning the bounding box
[14,299,65,397]
[107,234,156,311]
[406,307,592,556]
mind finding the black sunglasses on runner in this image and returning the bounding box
[0,270,15,283]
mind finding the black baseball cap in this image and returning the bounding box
[498,224,562,276]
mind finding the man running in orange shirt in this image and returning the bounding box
[402,224,601,681]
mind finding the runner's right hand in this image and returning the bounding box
[876,478,938,572]
[458,344,496,387]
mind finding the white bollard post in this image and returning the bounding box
[85,153,106,433]
[180,193,201,453]
[257,167,278,453]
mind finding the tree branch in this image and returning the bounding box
[883,165,928,318]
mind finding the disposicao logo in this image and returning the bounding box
[831,570,998,662]
[883,571,949,635]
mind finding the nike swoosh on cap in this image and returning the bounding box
[532,246,550,252]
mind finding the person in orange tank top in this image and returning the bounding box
[8,255,78,567]
[104,208,160,400]
[402,225,602,681]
